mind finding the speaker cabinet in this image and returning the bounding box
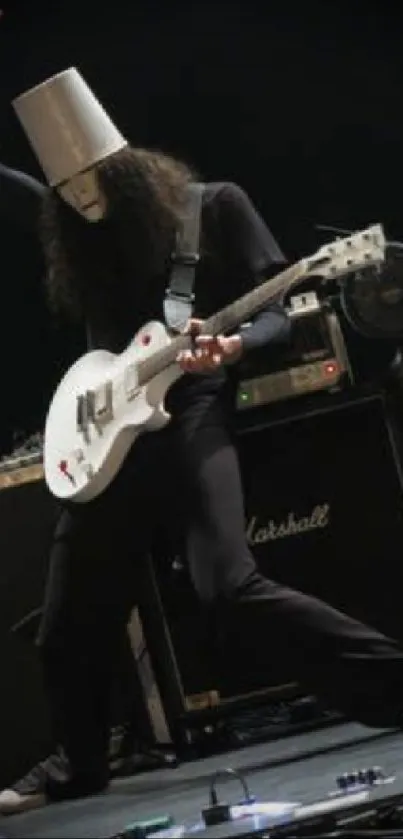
[0,467,58,787]
[143,391,403,713]
[241,392,403,639]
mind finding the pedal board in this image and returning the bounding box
[131,764,398,839]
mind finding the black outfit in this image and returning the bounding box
[37,182,403,801]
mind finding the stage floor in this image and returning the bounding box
[3,722,403,838]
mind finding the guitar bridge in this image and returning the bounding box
[90,381,114,427]
[76,382,114,437]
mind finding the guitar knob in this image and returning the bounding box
[336,772,357,790]
[336,774,348,790]
[366,766,384,785]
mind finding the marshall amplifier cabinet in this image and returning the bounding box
[140,388,403,737]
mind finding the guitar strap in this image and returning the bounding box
[85,183,205,348]
[163,182,205,333]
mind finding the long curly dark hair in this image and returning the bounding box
[39,146,195,325]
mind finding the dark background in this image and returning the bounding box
[1,2,403,787]
[0,0,402,450]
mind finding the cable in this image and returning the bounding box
[209,767,252,806]
[337,833,403,838]
[202,766,254,827]
[272,830,403,838]
[286,834,403,838]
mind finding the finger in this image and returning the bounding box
[185,318,204,336]
[215,336,227,351]
[177,347,223,372]
[196,354,222,371]
[178,358,197,372]
[195,334,214,347]
[177,350,193,362]
[177,350,195,368]
[184,348,210,362]
[186,358,208,373]
[196,334,227,349]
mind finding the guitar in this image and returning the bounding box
[44,225,386,503]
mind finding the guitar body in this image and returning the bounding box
[44,321,181,503]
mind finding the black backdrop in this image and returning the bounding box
[0,1,402,447]
[0,1,403,783]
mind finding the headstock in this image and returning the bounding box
[304,224,386,283]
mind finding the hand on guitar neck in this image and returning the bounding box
[176,318,243,373]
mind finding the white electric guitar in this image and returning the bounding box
[44,225,386,503]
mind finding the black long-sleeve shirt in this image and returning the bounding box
[0,167,290,355]
[211,182,289,351]
[88,181,290,353]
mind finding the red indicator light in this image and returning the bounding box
[324,361,338,376]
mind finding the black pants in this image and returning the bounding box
[37,405,403,781]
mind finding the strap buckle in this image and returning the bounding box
[165,288,195,303]
[170,251,200,266]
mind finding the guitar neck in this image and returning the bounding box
[203,261,301,335]
[138,260,303,384]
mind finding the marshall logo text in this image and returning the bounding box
[246,503,330,545]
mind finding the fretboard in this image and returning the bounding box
[137,260,302,385]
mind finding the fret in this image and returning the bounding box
[204,263,300,337]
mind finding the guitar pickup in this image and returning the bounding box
[92,381,114,426]
[124,365,140,400]
[85,390,96,421]
[76,394,88,433]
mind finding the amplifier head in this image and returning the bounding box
[237,295,352,411]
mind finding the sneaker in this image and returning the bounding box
[12,749,70,796]
[0,749,69,814]
[0,789,46,816]
[0,750,108,815]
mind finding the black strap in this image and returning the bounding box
[163,182,205,332]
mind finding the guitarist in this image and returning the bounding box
[3,66,403,813]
